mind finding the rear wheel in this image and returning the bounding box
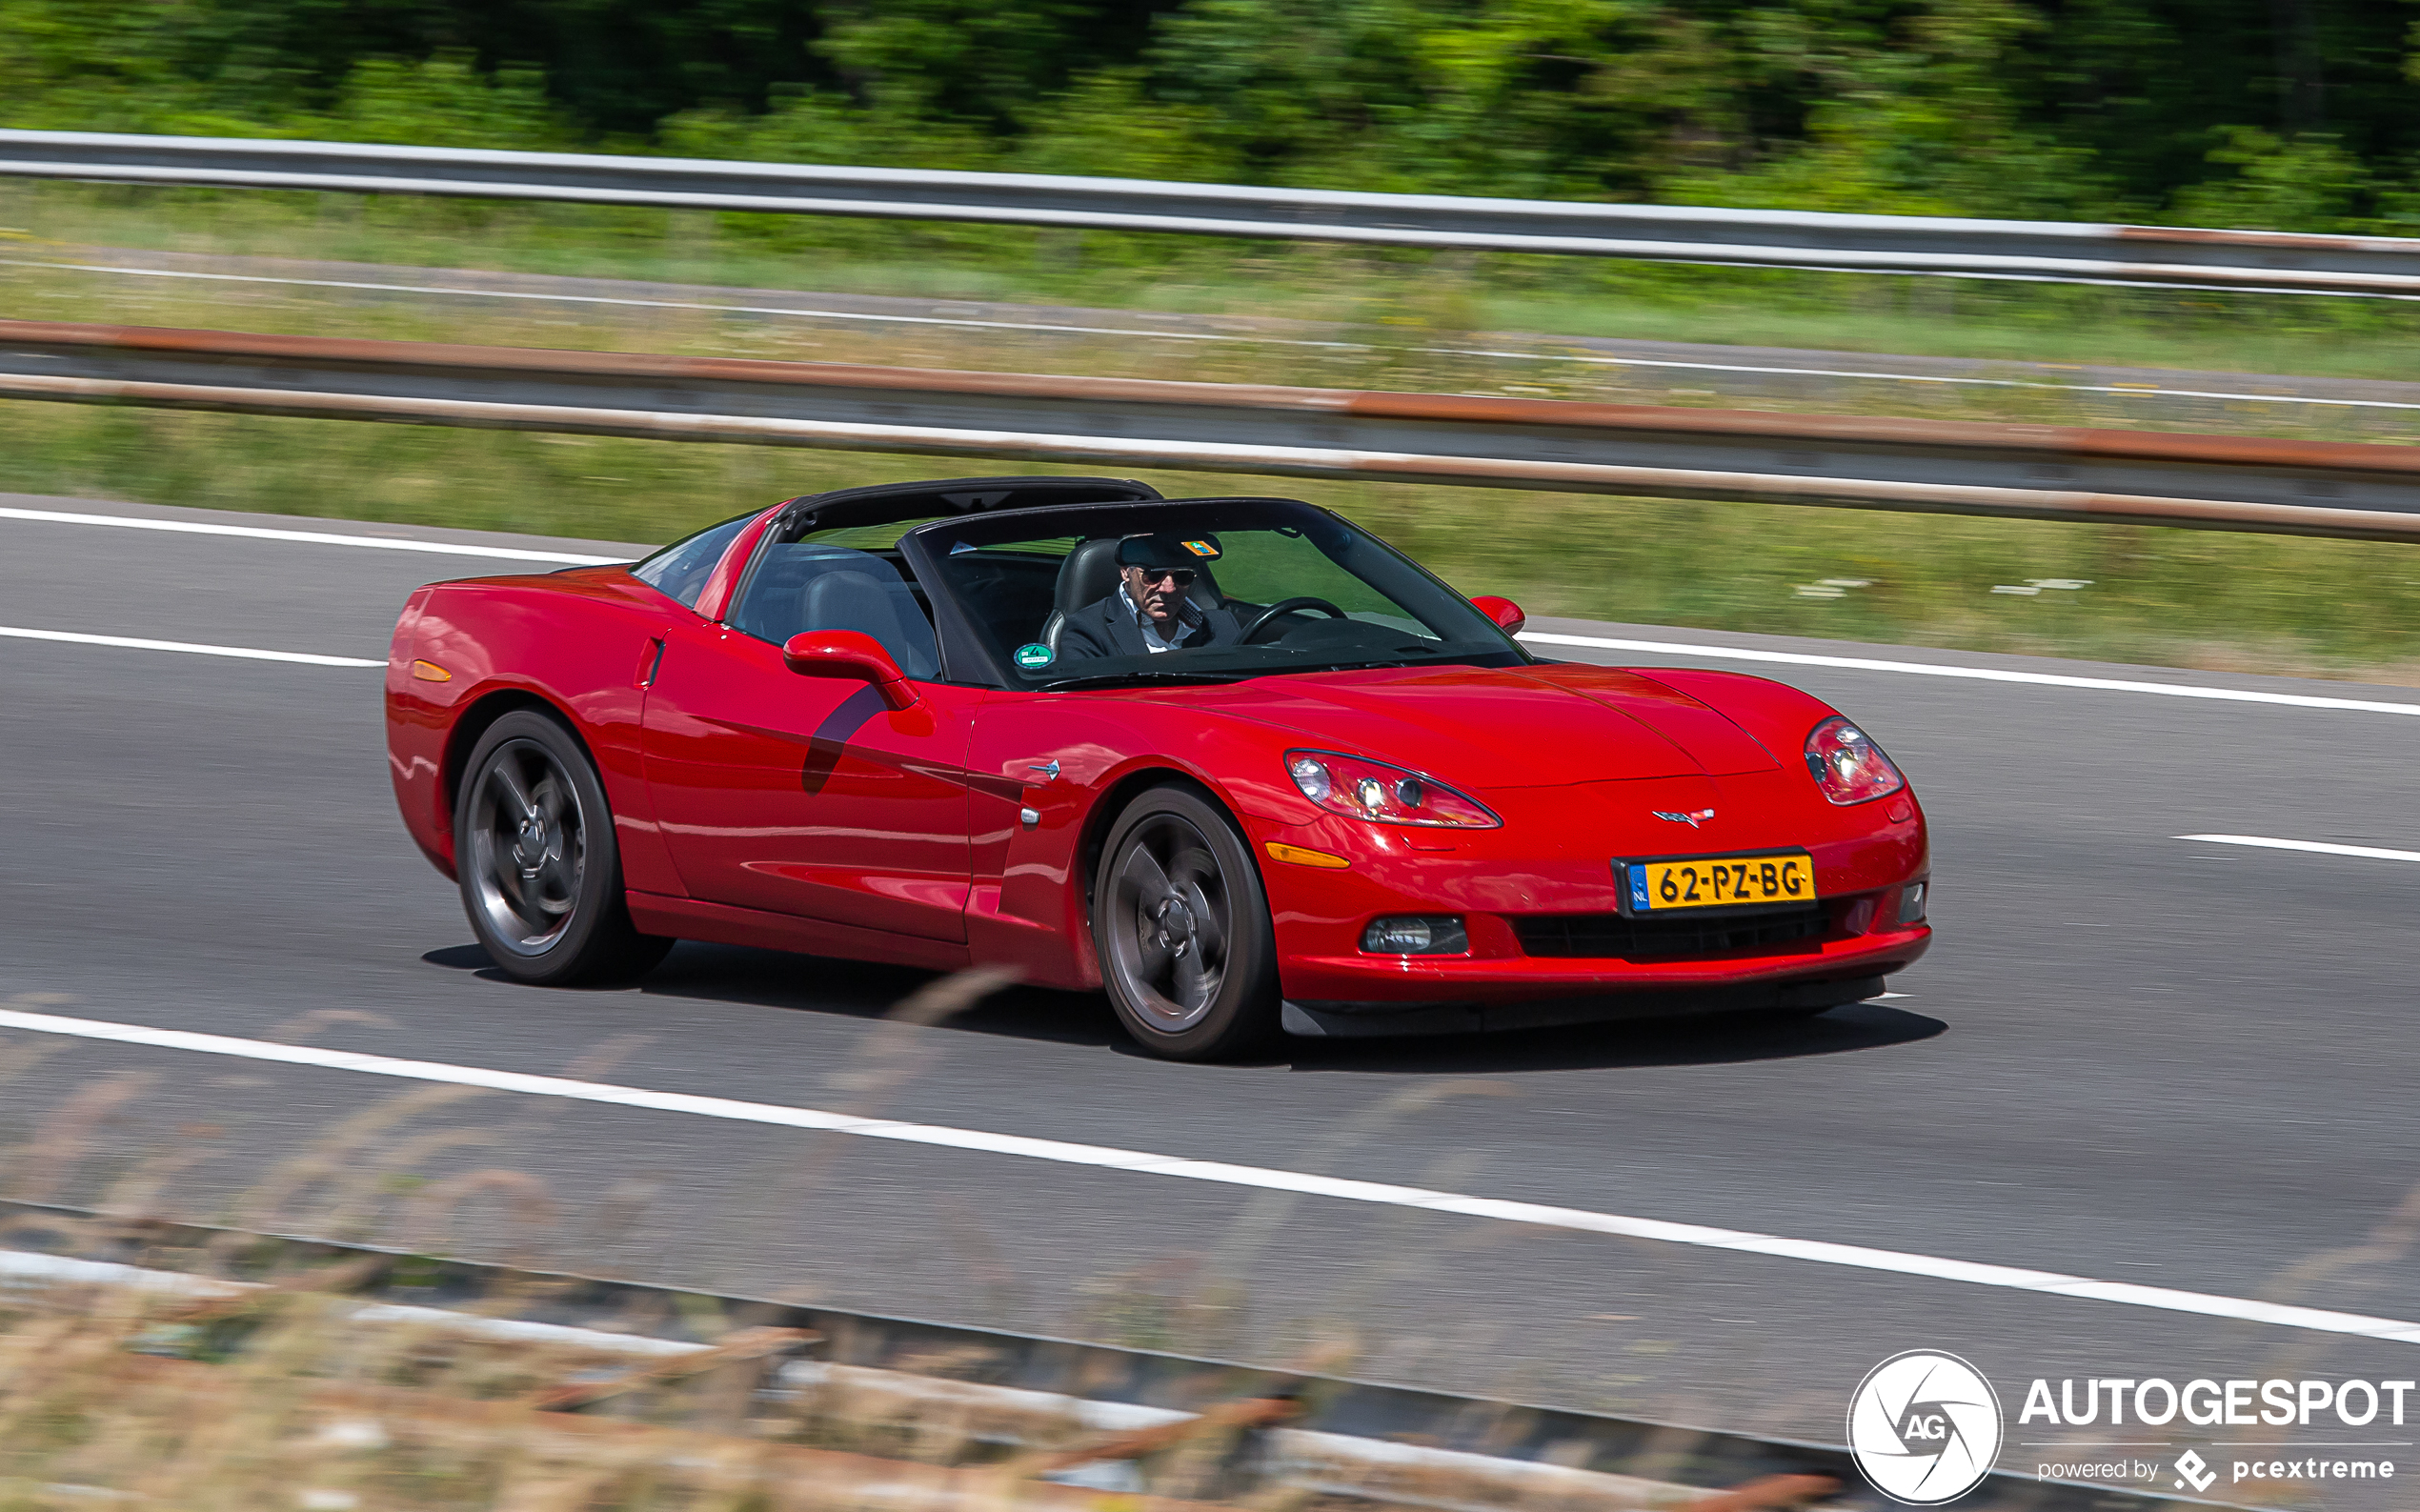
[455,709,673,986]
[1093,785,1281,1060]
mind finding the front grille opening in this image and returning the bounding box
[1512,906,1826,960]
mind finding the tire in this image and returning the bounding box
[1093,784,1281,1060]
[454,709,674,986]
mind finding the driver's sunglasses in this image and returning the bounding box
[1135,566,1198,588]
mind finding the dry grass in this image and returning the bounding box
[0,966,1869,1512]
[0,971,1281,1510]
[0,1272,1217,1509]
[0,1249,1843,1512]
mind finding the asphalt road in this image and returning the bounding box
[6,491,2420,1503]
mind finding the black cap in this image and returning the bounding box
[1116,532,1221,568]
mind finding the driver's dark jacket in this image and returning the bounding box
[1057,593,1244,659]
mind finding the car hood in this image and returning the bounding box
[1178,662,1779,788]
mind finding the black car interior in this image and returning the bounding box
[725,546,941,679]
[717,480,1508,685]
[733,476,1169,676]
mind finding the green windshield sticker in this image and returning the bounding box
[1014,642,1055,670]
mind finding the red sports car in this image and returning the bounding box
[386,476,1929,1059]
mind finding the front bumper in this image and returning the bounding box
[1276,919,1926,1036]
[1281,969,1898,1038]
[1249,769,1931,1034]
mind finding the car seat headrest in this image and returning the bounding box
[1054,537,1127,613]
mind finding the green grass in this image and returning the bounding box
[8,397,2419,683]
[10,233,2419,453]
[12,178,2420,390]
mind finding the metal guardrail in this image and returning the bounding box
[5,318,2419,540]
[0,1199,2212,1512]
[6,129,2420,296]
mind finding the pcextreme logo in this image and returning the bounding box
[1847,1351,2006,1505]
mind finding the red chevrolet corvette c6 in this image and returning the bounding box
[386,475,1930,1059]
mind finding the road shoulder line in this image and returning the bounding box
[0,624,382,667]
[2178,834,2420,862]
[1523,632,2420,717]
[0,504,620,564]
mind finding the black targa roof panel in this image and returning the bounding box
[783,475,1162,536]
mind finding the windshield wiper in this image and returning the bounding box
[1294,651,1446,672]
[1038,670,1248,691]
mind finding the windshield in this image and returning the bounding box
[906,498,1527,688]
[631,511,753,608]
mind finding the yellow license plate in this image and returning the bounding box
[1625,852,1814,912]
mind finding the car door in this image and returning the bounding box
[639,543,975,942]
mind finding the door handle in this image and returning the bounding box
[635,636,667,688]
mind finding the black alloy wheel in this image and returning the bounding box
[455,709,673,985]
[1093,784,1281,1060]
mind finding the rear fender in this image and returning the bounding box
[385,586,452,876]
[387,575,681,890]
[430,686,555,874]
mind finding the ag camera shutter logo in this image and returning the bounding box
[1848,1351,2004,1504]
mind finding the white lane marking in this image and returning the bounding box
[14,257,2412,412]
[2179,834,2420,863]
[0,625,381,667]
[1,1004,2415,1348]
[0,505,621,564]
[1523,631,2420,718]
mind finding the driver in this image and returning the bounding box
[1058,534,1243,658]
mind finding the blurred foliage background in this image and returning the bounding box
[5,0,2418,231]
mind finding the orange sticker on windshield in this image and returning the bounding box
[1180,539,1220,557]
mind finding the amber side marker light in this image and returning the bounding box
[1265,842,1350,870]
[409,659,454,682]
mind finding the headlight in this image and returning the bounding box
[1284,751,1499,828]
[1804,716,1906,806]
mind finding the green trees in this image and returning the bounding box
[3,0,2417,230]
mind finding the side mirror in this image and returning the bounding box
[781,631,918,710]
[1470,595,1526,635]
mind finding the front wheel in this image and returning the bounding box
[455,709,673,986]
[1093,785,1281,1060]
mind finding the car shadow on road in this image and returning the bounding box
[423,944,1943,1071]
[1273,999,1946,1074]
[422,940,1126,1047]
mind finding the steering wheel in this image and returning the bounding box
[1238,596,1350,643]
